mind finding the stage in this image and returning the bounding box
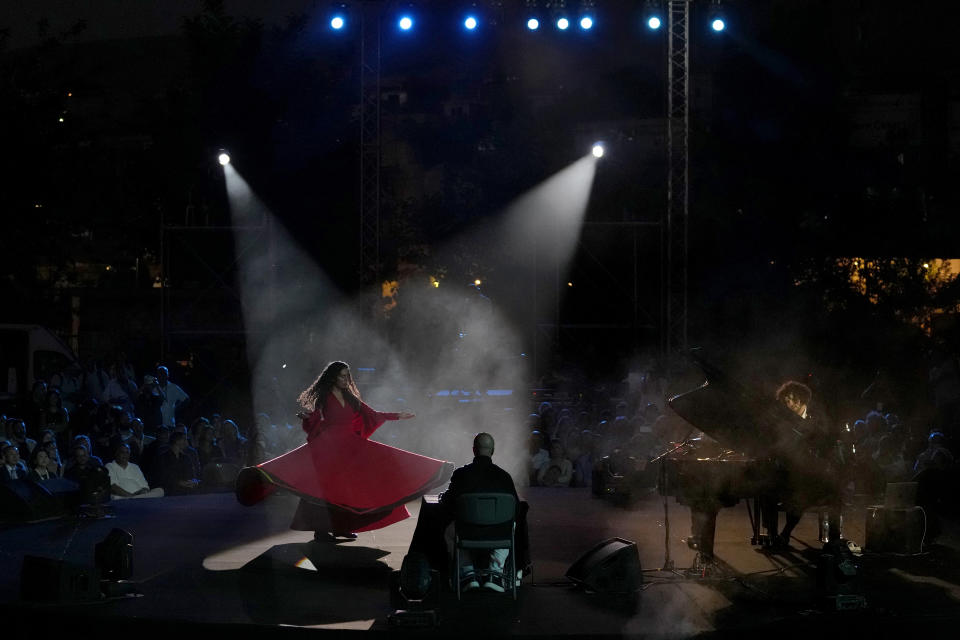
[2,487,959,638]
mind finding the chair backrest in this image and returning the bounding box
[455,492,516,527]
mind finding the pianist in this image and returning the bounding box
[763,380,843,548]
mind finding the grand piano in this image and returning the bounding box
[659,352,843,559]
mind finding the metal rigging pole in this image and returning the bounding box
[359,1,382,285]
[663,0,690,362]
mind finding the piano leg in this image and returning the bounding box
[687,508,718,560]
[759,494,780,545]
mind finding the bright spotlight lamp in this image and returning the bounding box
[398,15,414,31]
[710,0,726,32]
[644,0,663,30]
[525,1,541,30]
[217,151,231,166]
[557,17,570,30]
[579,0,595,30]
[591,142,605,158]
[464,15,478,30]
[330,15,345,30]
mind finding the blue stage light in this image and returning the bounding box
[398,15,413,31]
[527,17,540,31]
[580,16,594,30]
[647,16,661,30]
[464,15,478,30]
[711,18,725,31]
[557,17,570,30]
[330,15,345,30]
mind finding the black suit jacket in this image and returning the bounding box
[439,455,518,516]
[1,463,28,482]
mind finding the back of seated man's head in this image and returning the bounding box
[473,432,495,458]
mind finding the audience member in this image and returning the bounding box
[102,362,138,415]
[913,430,955,475]
[106,443,164,499]
[27,447,55,482]
[527,430,549,486]
[157,432,200,495]
[141,425,171,486]
[135,374,166,431]
[218,419,248,463]
[537,441,573,488]
[6,419,36,460]
[157,366,189,428]
[38,389,70,442]
[195,425,225,468]
[1,442,29,481]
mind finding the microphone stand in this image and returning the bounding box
[651,436,697,572]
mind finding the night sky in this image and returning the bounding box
[2,0,959,395]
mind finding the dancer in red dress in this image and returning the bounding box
[237,361,453,540]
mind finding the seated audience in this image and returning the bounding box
[195,425,225,468]
[6,419,36,460]
[158,432,200,495]
[27,447,55,482]
[106,443,164,499]
[914,430,955,475]
[537,441,573,488]
[218,419,248,463]
[528,430,549,486]
[63,442,110,503]
[2,442,29,481]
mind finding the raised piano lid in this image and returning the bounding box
[667,351,807,458]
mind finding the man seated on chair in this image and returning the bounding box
[440,432,518,593]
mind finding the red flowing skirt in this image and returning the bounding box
[236,427,453,533]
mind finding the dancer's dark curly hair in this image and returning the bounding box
[297,361,361,412]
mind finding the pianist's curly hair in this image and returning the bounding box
[775,380,811,405]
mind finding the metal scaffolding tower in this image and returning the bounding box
[664,0,690,361]
[359,1,382,285]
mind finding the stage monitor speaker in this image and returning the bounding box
[0,481,62,521]
[566,537,642,595]
[865,506,924,554]
[20,555,101,602]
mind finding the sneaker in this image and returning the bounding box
[516,569,523,587]
[482,574,505,593]
[462,577,480,592]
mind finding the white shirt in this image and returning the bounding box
[159,381,189,426]
[105,460,151,494]
[5,463,27,480]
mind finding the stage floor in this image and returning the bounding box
[2,487,960,638]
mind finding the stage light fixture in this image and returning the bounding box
[525,1,541,31]
[591,143,605,158]
[579,0,596,30]
[644,0,663,30]
[557,17,570,30]
[398,15,414,31]
[464,15,478,30]
[330,15,345,30]
[710,0,726,32]
[218,152,231,166]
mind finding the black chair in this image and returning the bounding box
[454,492,517,600]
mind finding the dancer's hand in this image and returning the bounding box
[397,411,415,420]
[298,409,324,421]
